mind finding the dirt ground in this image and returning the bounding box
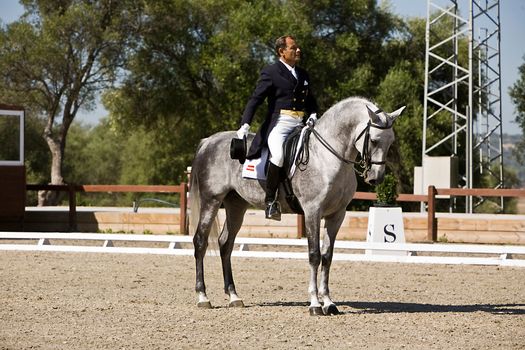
[1,251,524,350]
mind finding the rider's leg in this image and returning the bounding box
[265,115,301,220]
[264,161,281,220]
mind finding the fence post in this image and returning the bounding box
[68,184,77,232]
[297,214,305,238]
[427,185,437,242]
[180,182,188,235]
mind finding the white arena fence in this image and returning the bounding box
[1,232,524,267]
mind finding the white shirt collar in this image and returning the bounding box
[279,58,297,79]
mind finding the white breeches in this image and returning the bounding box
[267,115,303,167]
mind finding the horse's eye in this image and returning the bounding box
[371,139,379,145]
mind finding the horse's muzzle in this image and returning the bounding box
[365,167,385,185]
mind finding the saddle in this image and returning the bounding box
[240,126,308,214]
[282,126,304,178]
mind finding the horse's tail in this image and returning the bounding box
[188,145,221,246]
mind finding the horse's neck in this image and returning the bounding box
[314,110,363,162]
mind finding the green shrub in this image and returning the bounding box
[374,174,398,206]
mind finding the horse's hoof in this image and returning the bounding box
[197,301,212,309]
[309,306,324,316]
[323,304,340,315]
[229,299,245,308]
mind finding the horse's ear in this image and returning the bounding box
[388,106,406,122]
[366,105,382,125]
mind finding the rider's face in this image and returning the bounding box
[279,37,300,66]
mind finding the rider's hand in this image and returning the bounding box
[306,114,317,127]
[236,123,250,139]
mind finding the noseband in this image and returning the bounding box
[300,118,392,178]
[354,120,392,167]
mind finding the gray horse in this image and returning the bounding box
[190,96,405,315]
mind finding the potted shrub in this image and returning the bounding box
[374,174,398,207]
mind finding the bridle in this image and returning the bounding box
[295,114,393,178]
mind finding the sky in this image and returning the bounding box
[387,0,525,136]
[1,0,524,134]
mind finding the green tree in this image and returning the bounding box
[509,57,525,165]
[3,0,464,209]
[105,0,409,183]
[62,119,185,206]
[64,120,125,185]
[0,0,141,204]
[24,115,51,184]
[62,119,129,206]
[475,163,520,213]
[0,114,20,161]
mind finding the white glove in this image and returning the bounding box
[236,123,250,139]
[306,113,317,127]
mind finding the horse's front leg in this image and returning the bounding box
[319,210,346,315]
[304,212,323,316]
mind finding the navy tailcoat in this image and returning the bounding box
[241,60,318,160]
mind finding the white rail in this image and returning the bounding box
[1,232,524,267]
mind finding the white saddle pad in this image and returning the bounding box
[241,126,309,180]
[242,148,269,180]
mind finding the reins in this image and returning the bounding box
[295,119,392,178]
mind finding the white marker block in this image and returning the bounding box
[366,206,407,256]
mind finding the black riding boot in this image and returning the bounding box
[265,162,282,221]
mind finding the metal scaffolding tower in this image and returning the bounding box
[422,0,504,213]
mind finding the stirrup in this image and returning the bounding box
[265,200,281,221]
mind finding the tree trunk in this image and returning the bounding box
[38,134,65,206]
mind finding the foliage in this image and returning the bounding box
[509,57,525,165]
[104,0,412,183]
[474,163,520,214]
[0,116,20,161]
[5,0,519,212]
[374,174,399,206]
[64,120,125,185]
[24,115,52,185]
[0,0,141,204]
[376,60,423,195]
[59,119,185,206]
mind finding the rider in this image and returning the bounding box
[236,35,318,220]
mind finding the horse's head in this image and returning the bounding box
[353,105,405,185]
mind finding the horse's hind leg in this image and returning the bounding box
[303,211,324,316]
[219,193,248,307]
[319,209,346,315]
[193,198,221,308]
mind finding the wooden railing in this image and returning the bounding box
[26,184,188,234]
[350,187,525,241]
[25,184,525,241]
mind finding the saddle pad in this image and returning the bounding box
[242,148,269,180]
[243,126,309,180]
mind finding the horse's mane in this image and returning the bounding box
[321,96,376,122]
[319,96,394,128]
[324,96,372,114]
